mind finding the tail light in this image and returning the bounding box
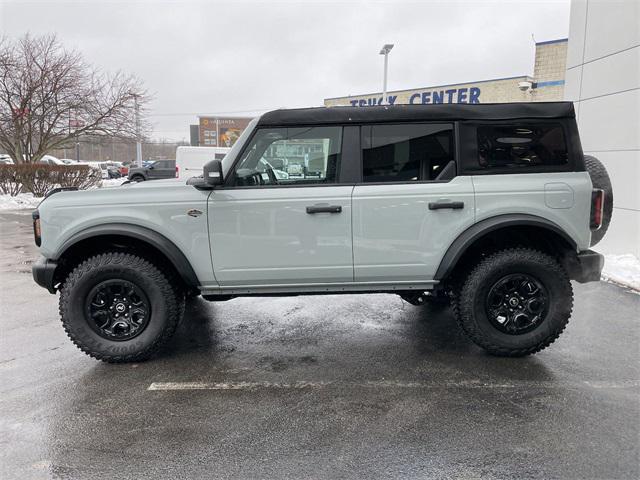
[32,210,41,246]
[590,189,604,230]
[175,166,179,178]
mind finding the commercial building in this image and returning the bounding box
[565,0,640,256]
[324,39,567,107]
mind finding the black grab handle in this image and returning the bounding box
[428,201,464,210]
[306,204,342,214]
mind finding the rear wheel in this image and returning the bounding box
[452,248,573,356]
[59,252,184,362]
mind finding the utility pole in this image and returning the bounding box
[132,93,142,167]
[379,44,394,105]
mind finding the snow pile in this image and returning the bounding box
[0,192,41,211]
[602,254,640,291]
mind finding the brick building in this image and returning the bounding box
[324,39,567,107]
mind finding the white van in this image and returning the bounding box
[176,147,230,180]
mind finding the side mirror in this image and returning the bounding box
[203,159,224,186]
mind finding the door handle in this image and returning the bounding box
[428,201,464,210]
[306,204,342,214]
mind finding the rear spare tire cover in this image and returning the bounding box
[584,155,613,246]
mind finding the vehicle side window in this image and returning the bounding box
[361,123,454,182]
[231,126,342,186]
[477,124,568,169]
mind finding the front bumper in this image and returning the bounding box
[569,250,604,283]
[32,256,58,293]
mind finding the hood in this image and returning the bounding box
[38,178,195,210]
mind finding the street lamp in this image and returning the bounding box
[379,44,394,105]
[129,92,142,167]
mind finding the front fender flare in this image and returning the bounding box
[53,223,200,288]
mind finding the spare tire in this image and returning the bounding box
[584,155,613,246]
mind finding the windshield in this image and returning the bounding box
[221,117,259,178]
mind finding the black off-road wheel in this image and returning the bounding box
[130,174,145,182]
[452,248,573,357]
[59,252,184,363]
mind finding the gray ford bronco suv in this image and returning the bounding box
[32,102,612,362]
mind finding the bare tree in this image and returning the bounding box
[0,34,149,163]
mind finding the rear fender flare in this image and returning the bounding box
[434,214,577,281]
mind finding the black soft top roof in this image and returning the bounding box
[258,102,575,127]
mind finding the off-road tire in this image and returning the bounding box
[452,248,573,357]
[59,252,183,363]
[584,155,613,246]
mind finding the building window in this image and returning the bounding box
[477,124,568,169]
[361,123,454,182]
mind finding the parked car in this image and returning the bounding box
[38,155,67,166]
[114,162,129,177]
[31,103,612,363]
[102,162,123,179]
[128,159,176,182]
[39,156,99,177]
[0,154,13,164]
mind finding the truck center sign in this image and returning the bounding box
[323,75,545,107]
[348,87,482,106]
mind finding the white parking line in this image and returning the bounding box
[148,379,640,391]
[148,381,330,391]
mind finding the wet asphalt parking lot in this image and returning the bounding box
[0,210,639,479]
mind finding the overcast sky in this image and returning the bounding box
[1,0,570,141]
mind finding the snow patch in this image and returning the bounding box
[602,254,640,292]
[0,192,41,211]
[0,178,127,210]
[99,178,127,189]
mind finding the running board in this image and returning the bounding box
[200,280,438,296]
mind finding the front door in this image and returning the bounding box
[352,123,475,283]
[208,125,354,286]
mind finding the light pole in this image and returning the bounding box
[131,93,142,167]
[379,44,394,105]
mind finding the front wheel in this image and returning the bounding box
[59,252,184,362]
[452,248,573,356]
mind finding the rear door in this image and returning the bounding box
[352,123,475,283]
[208,125,355,286]
[156,160,175,178]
